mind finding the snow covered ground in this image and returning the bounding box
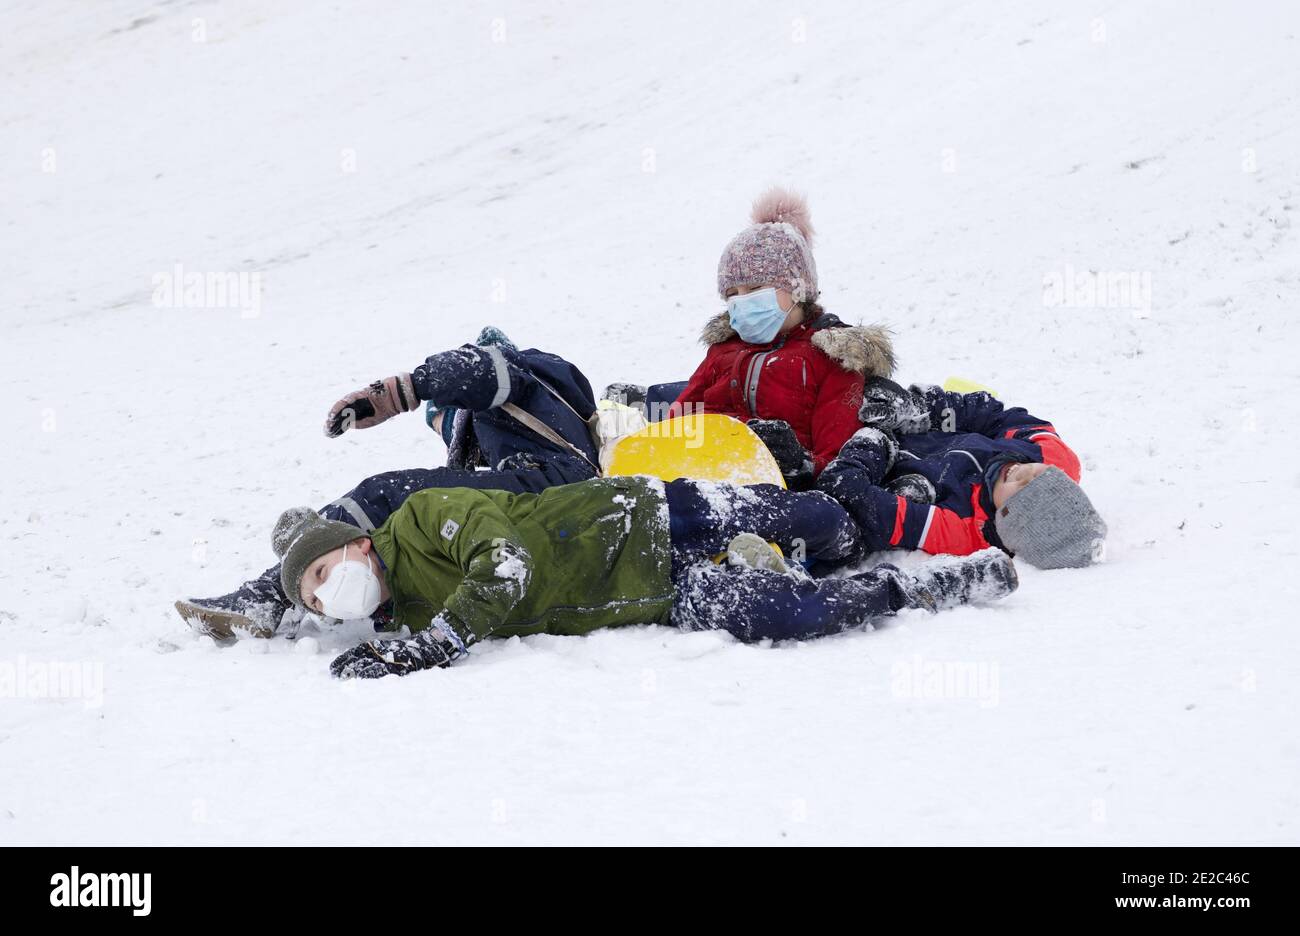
[3,0,1298,844]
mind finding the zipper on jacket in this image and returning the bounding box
[740,334,789,417]
[743,352,769,416]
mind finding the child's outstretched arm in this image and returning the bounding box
[324,343,552,438]
[916,385,1082,482]
[911,385,1050,439]
[863,379,1081,481]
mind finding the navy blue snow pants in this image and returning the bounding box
[663,479,911,642]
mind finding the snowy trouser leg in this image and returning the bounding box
[669,548,1018,642]
[664,479,861,567]
[670,561,913,641]
[899,548,1019,611]
[175,564,292,639]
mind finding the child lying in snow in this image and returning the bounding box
[269,476,1018,679]
[816,381,1107,569]
[177,329,605,639]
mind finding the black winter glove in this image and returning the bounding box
[749,419,815,490]
[859,377,931,435]
[330,614,473,679]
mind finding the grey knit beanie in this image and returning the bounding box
[994,467,1107,569]
[717,187,819,302]
[272,507,365,607]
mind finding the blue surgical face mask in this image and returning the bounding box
[726,287,789,344]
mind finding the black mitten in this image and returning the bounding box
[831,426,899,486]
[749,419,815,490]
[859,377,931,434]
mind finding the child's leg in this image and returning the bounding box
[664,479,861,566]
[173,563,290,639]
[320,465,539,532]
[670,548,1017,642]
[672,562,909,640]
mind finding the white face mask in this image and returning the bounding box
[313,544,383,619]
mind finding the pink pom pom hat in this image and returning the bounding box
[716,187,819,303]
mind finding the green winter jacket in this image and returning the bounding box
[369,476,675,643]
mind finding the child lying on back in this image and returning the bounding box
[816,381,1106,569]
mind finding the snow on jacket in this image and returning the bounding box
[817,387,1082,556]
[369,476,675,643]
[672,311,895,474]
[412,343,599,482]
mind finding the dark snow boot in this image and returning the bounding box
[889,548,1019,612]
[175,567,292,640]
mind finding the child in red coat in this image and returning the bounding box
[672,188,895,485]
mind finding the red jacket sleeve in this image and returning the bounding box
[809,364,866,475]
[916,488,993,556]
[673,349,717,406]
[877,489,992,556]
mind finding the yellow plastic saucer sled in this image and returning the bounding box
[605,412,786,563]
[605,413,786,488]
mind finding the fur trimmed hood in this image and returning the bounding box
[700,311,896,379]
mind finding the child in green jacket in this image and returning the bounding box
[270,476,1017,679]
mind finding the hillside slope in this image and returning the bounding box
[2,0,1297,843]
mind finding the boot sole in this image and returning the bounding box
[174,600,274,641]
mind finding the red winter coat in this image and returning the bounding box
[673,312,896,474]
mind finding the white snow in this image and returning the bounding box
[2,0,1298,844]
[493,550,530,587]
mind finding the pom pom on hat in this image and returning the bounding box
[271,506,366,606]
[717,186,820,302]
[750,186,815,245]
[272,506,317,558]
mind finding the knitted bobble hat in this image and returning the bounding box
[717,187,819,303]
[272,507,365,606]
